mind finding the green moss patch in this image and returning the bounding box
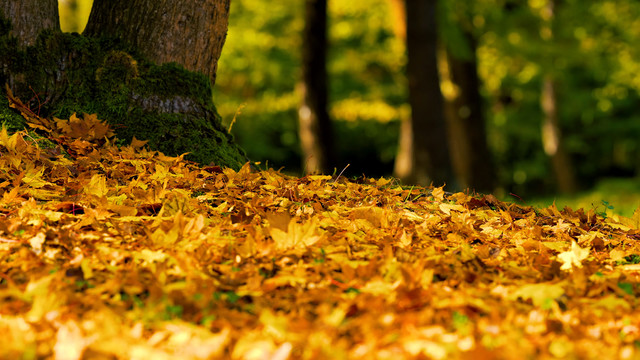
[1,17,246,169]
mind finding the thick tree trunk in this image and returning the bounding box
[0,0,247,169]
[0,0,59,48]
[84,0,230,86]
[398,0,453,187]
[298,0,335,174]
[1,0,61,108]
[441,36,495,193]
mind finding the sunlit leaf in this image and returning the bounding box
[84,174,108,197]
[269,218,321,250]
[557,241,590,271]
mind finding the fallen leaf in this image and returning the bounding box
[557,241,590,271]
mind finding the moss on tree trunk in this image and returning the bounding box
[0,13,246,170]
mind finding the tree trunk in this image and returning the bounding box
[397,0,453,187]
[541,76,577,193]
[0,0,60,48]
[84,0,230,86]
[0,0,247,169]
[1,0,61,108]
[441,35,495,193]
[298,0,335,174]
[540,0,577,193]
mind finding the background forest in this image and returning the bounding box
[59,0,640,209]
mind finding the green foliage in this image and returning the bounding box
[219,0,640,188]
[328,2,407,105]
[623,255,640,265]
[214,0,405,176]
[475,0,640,194]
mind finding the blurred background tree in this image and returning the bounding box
[53,0,640,205]
[438,0,496,193]
[298,0,335,174]
[476,0,640,198]
[215,0,405,179]
[396,0,454,188]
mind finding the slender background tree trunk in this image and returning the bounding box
[540,0,577,193]
[541,76,576,193]
[441,35,495,193]
[398,0,453,187]
[84,0,230,86]
[298,0,334,174]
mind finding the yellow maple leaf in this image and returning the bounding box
[0,125,11,149]
[431,186,445,202]
[270,218,321,250]
[55,113,114,141]
[83,174,107,197]
[557,241,590,271]
[129,136,148,149]
[22,166,48,188]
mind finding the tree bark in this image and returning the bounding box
[1,0,247,169]
[541,76,577,193]
[298,0,335,174]
[441,35,495,193]
[84,0,230,86]
[1,0,61,107]
[0,0,60,48]
[397,0,453,187]
[540,0,577,193]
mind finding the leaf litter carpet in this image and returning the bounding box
[1,110,640,359]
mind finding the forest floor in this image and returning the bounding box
[1,108,640,359]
